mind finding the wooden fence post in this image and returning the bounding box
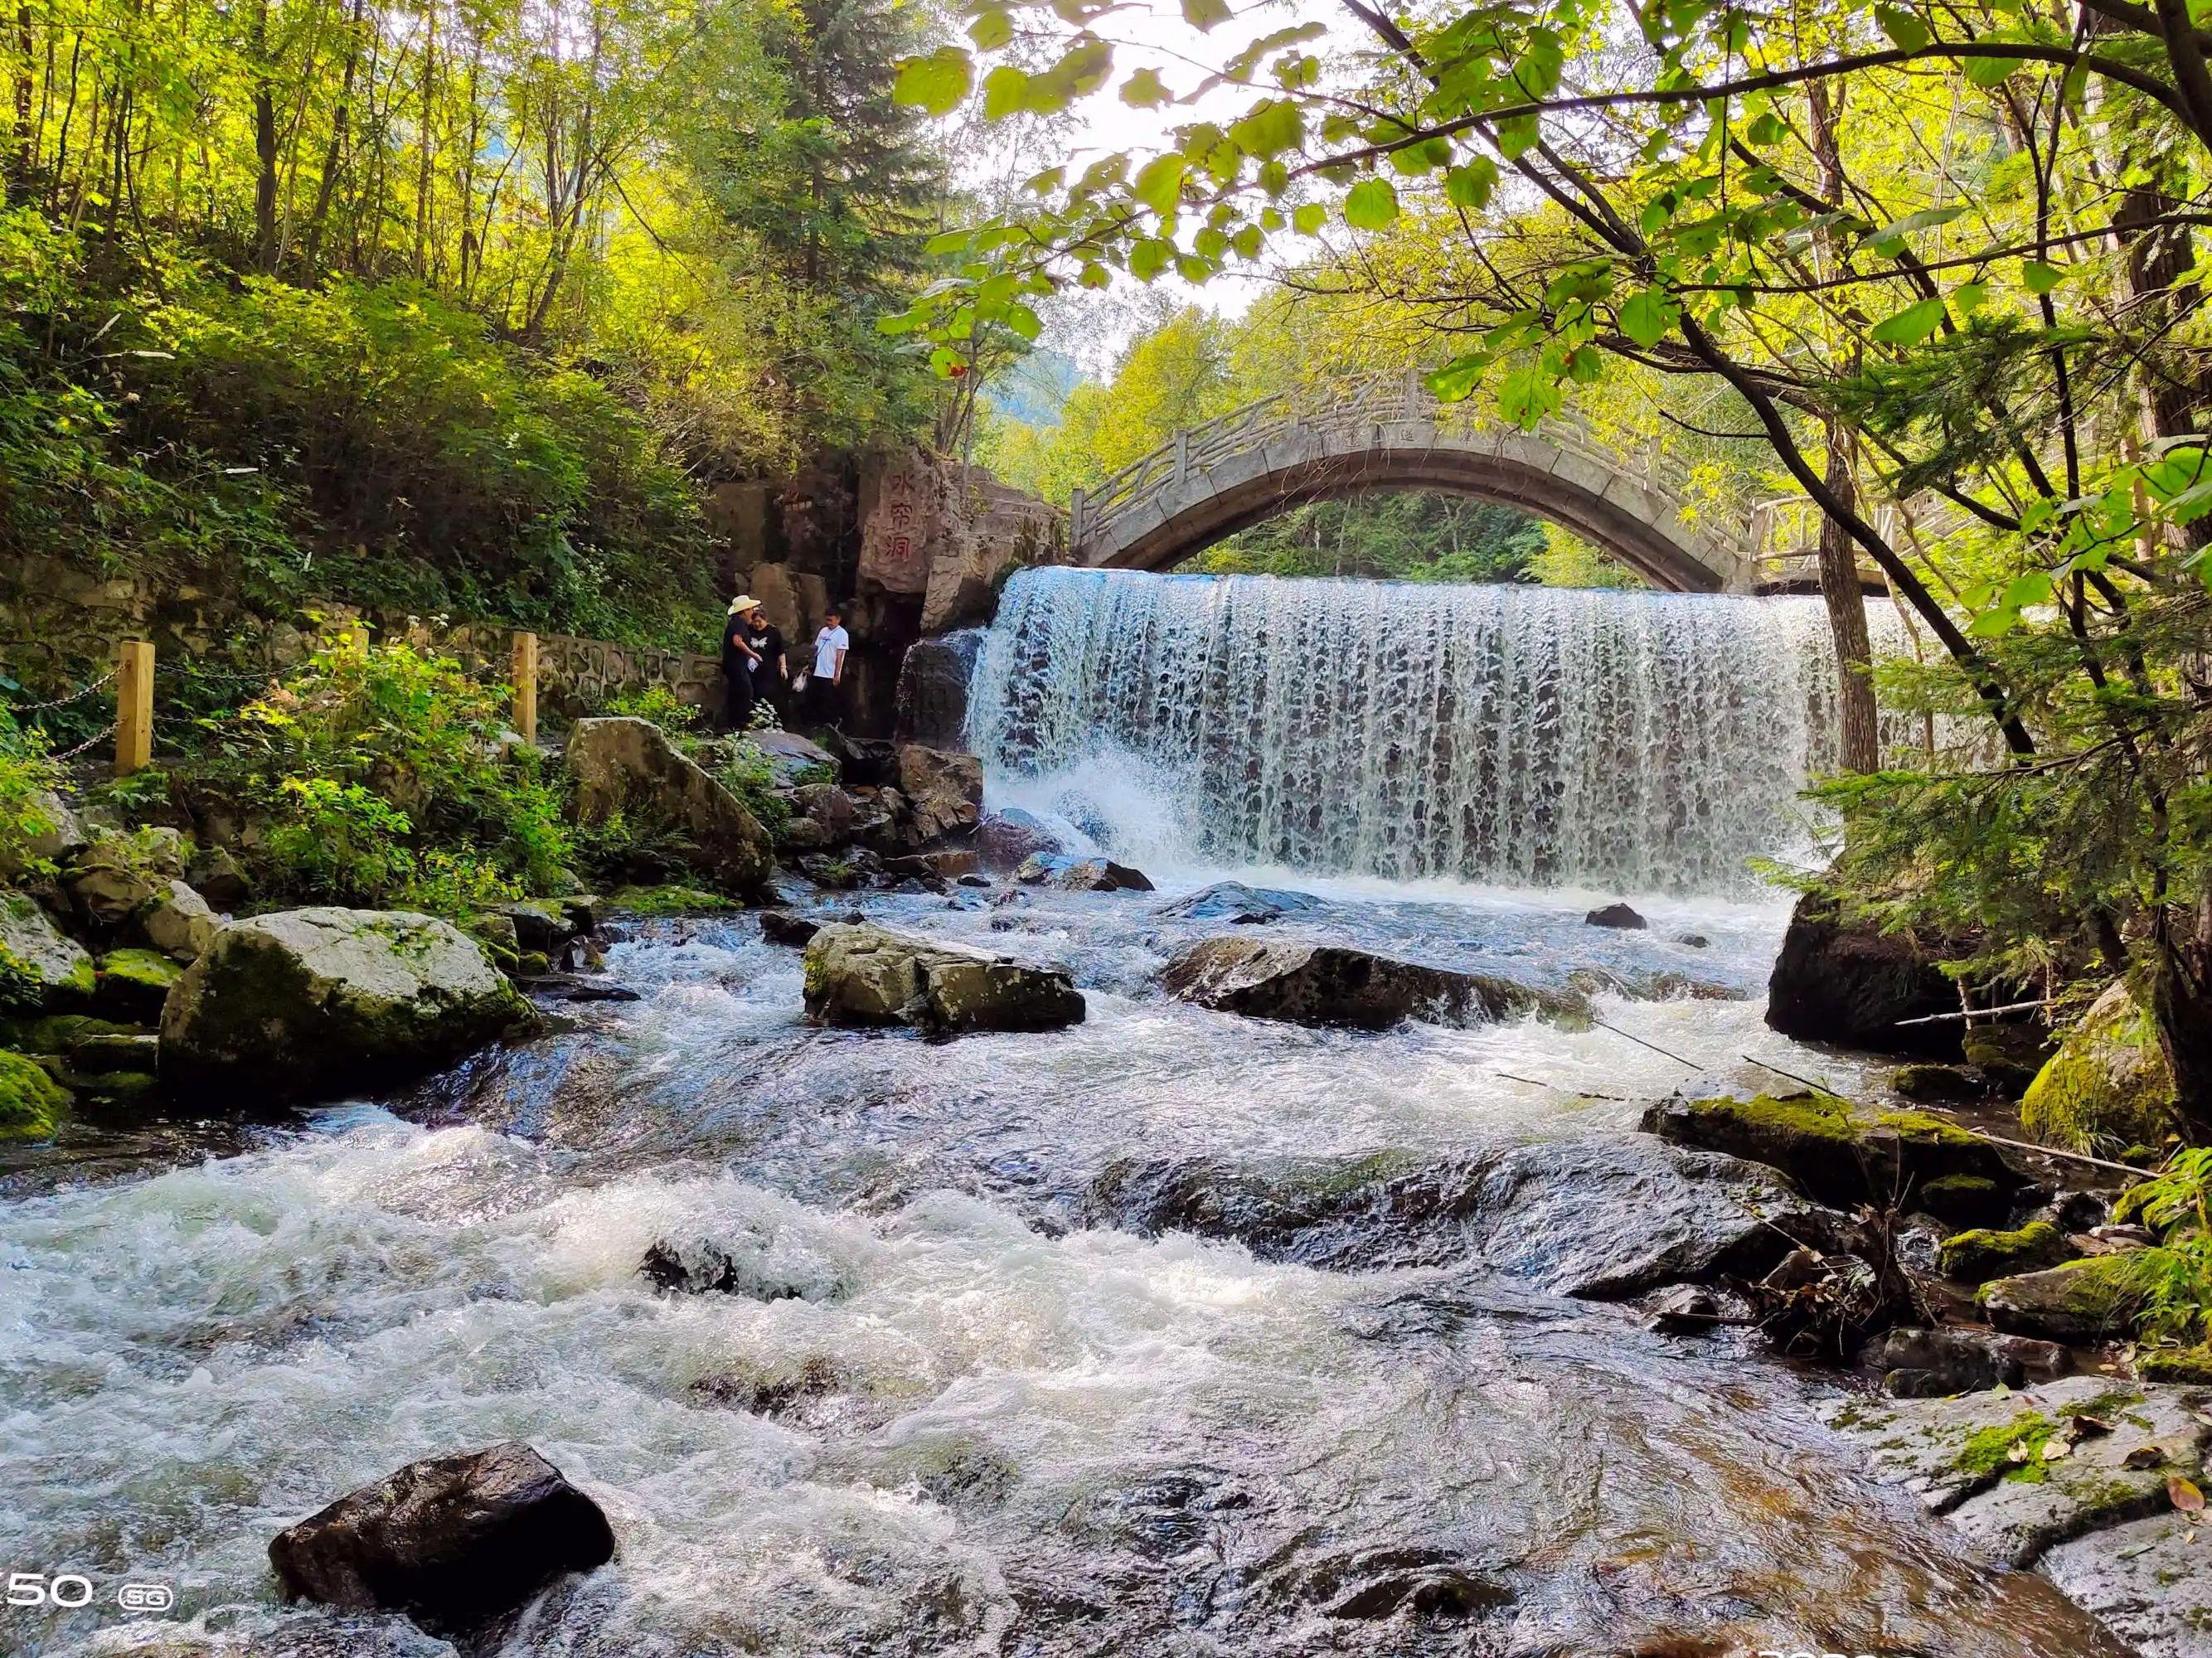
[114,640,153,777]
[511,631,539,747]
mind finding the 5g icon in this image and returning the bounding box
[118,1583,176,1614]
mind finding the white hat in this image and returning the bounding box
[729,594,761,616]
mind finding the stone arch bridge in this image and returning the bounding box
[1067,371,1828,594]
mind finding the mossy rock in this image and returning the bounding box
[2136,1341,2212,1384]
[1917,1172,2013,1227]
[0,890,95,1013]
[1940,1218,2075,1284]
[605,885,742,917]
[0,1048,70,1139]
[2020,982,2180,1155]
[93,947,184,1020]
[0,1012,141,1054]
[1893,1063,1984,1104]
[1642,1090,2019,1210]
[1962,1023,2054,1098]
[1978,1249,2169,1342]
[67,1069,158,1108]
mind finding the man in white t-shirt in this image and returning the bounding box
[808,607,850,726]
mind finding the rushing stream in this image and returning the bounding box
[0,576,2126,1656]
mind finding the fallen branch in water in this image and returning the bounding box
[1495,1070,1627,1101]
[1590,1016,1702,1071]
[1889,996,2065,1026]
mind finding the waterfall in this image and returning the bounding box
[968,568,1904,896]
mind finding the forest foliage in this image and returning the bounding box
[0,0,949,646]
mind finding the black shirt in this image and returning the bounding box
[721,614,754,681]
[747,622,786,685]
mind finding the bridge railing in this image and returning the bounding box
[1070,369,1771,568]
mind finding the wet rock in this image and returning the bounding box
[759,910,821,948]
[68,1029,159,1074]
[162,907,532,1103]
[1015,853,1154,893]
[0,890,95,1012]
[823,730,897,788]
[1082,1137,1826,1297]
[1584,902,1647,930]
[515,972,638,1004]
[1674,933,1710,948]
[883,849,978,882]
[488,899,578,955]
[94,946,182,1020]
[1964,1021,2055,1097]
[895,632,983,749]
[1893,1062,1986,1103]
[1644,1282,1743,1332]
[977,807,1063,870]
[1156,882,1322,924]
[789,782,857,846]
[1161,937,1581,1030]
[1832,1375,2210,1568]
[641,1239,846,1302]
[1641,1092,2025,1215]
[0,1048,68,1140]
[895,744,983,843]
[1870,1326,2069,1396]
[2042,1509,2212,1658]
[803,921,1084,1037]
[751,728,841,788]
[140,879,221,962]
[567,716,774,894]
[1941,1219,2077,1284]
[2021,982,2180,1154]
[184,844,250,910]
[1978,1251,2171,1342]
[267,1441,615,1630]
[1764,891,1964,1057]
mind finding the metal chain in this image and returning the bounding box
[48,720,118,762]
[5,665,119,714]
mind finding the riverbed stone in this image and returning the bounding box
[1157,882,1322,924]
[1868,1326,2069,1396]
[803,921,1084,1036]
[162,907,531,1102]
[1764,891,1964,1057]
[2042,1510,2212,1658]
[0,890,95,1011]
[140,878,221,962]
[977,808,1062,870]
[1640,1091,2024,1216]
[1162,937,1580,1030]
[759,910,821,948]
[67,826,188,927]
[751,728,841,788]
[1978,1251,2168,1343]
[1015,852,1155,893]
[0,1048,68,1139]
[93,946,183,1020]
[895,744,983,842]
[1083,1137,1827,1297]
[1832,1375,2211,1568]
[184,844,251,909]
[567,716,774,894]
[1584,902,1647,929]
[1940,1218,2077,1284]
[268,1441,616,1629]
[2021,982,2180,1154]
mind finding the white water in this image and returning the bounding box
[970,570,1899,895]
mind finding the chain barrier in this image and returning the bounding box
[3,665,119,715]
[47,720,118,762]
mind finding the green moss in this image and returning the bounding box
[94,948,182,1018]
[2138,1341,2212,1383]
[0,1049,69,1139]
[2021,984,2179,1154]
[1979,1250,2166,1331]
[1893,1063,1982,1103]
[1942,1219,2073,1282]
[515,950,551,977]
[606,884,742,917]
[1952,1410,2058,1483]
[67,1069,158,1108]
[0,1013,139,1053]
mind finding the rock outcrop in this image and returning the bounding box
[977,808,1062,870]
[268,1442,615,1630]
[894,744,983,843]
[1161,937,1580,1030]
[567,716,774,893]
[1013,853,1155,893]
[0,890,94,1012]
[894,631,984,749]
[803,921,1084,1036]
[1157,882,1322,924]
[140,878,221,962]
[1642,1091,2023,1219]
[1764,892,1963,1057]
[162,907,531,1102]
[749,728,841,788]
[2020,982,2179,1153]
[1865,1326,2069,1397]
[1977,1251,2166,1343]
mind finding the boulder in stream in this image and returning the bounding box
[0,889,95,1012]
[1641,1091,2025,1219]
[1160,936,1580,1030]
[161,907,532,1103]
[1584,902,1647,930]
[268,1441,615,1630]
[1866,1326,2069,1396]
[895,744,983,843]
[1764,891,1965,1057]
[567,716,774,894]
[1015,853,1154,893]
[2020,981,2180,1154]
[1977,1250,2170,1343]
[977,808,1062,870]
[803,921,1084,1036]
[1157,882,1322,924]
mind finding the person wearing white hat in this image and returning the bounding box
[721,595,764,730]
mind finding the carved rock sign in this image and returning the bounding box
[860,453,940,596]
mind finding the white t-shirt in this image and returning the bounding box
[813,625,850,680]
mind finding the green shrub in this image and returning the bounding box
[715,740,790,840]
[0,713,63,876]
[605,683,702,735]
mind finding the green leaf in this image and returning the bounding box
[1133,156,1186,216]
[1292,201,1327,235]
[1079,262,1111,289]
[968,7,1013,49]
[982,65,1028,122]
[893,47,973,116]
[2001,570,2054,609]
[2021,259,2067,294]
[1122,67,1171,107]
[1496,113,1540,159]
[1443,159,1496,211]
[1343,177,1399,230]
[1869,296,1947,346]
[1181,0,1232,31]
[1954,280,1988,314]
[1965,55,2020,87]
[1618,288,1680,349]
[1426,353,1490,403]
[1004,303,1043,342]
[1967,606,2022,638]
[1128,238,1171,282]
[924,228,973,256]
[1875,4,1929,49]
[1866,204,1965,257]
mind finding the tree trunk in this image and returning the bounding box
[2151,915,2212,1141]
[10,2,32,184]
[1817,426,1879,772]
[252,0,277,268]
